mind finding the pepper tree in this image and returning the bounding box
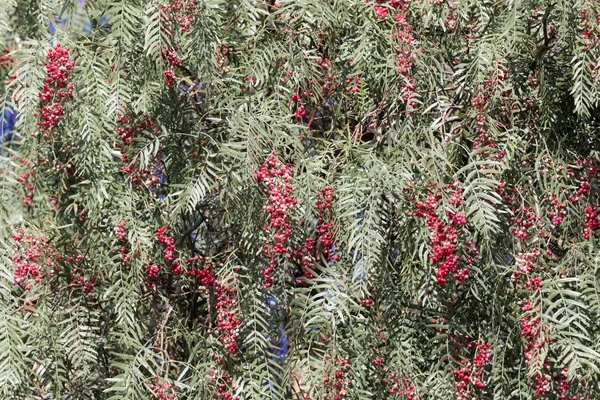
[1,0,600,399]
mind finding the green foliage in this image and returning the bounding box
[0,0,600,399]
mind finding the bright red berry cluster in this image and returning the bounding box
[372,0,409,22]
[361,298,374,308]
[144,263,161,286]
[583,205,600,239]
[453,341,491,399]
[545,194,568,226]
[10,228,56,289]
[11,228,98,294]
[161,48,182,87]
[510,206,538,241]
[149,377,177,400]
[254,154,297,288]
[36,43,74,132]
[290,90,316,121]
[185,255,216,286]
[414,188,471,285]
[521,305,553,397]
[156,225,183,275]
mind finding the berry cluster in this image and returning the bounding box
[144,263,161,284]
[290,187,340,282]
[323,356,352,400]
[215,44,231,74]
[344,76,361,93]
[17,170,35,206]
[555,368,590,400]
[185,255,216,286]
[206,276,240,400]
[314,186,339,263]
[254,154,297,288]
[115,221,127,241]
[290,237,317,281]
[382,371,418,399]
[510,247,580,398]
[545,194,568,226]
[583,205,600,239]
[161,48,182,87]
[208,369,238,400]
[161,0,199,34]
[369,1,420,108]
[290,90,315,122]
[510,206,538,241]
[156,225,183,275]
[11,228,98,294]
[395,23,416,77]
[470,62,509,159]
[0,46,12,72]
[471,61,508,113]
[394,21,418,108]
[68,254,95,293]
[10,228,56,289]
[318,58,336,97]
[441,1,458,31]
[116,112,157,147]
[568,159,598,202]
[36,44,74,132]
[114,221,131,265]
[116,112,162,187]
[361,298,374,309]
[453,341,492,399]
[534,157,600,244]
[578,9,599,50]
[414,188,471,285]
[215,281,241,355]
[394,378,417,399]
[513,249,540,279]
[371,355,419,399]
[372,0,409,22]
[149,377,177,400]
[520,298,553,397]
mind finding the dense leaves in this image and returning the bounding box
[0,0,600,399]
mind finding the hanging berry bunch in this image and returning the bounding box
[290,186,339,282]
[36,43,74,135]
[413,183,475,286]
[254,153,297,288]
[10,228,57,290]
[116,111,162,187]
